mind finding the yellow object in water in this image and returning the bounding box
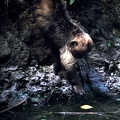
[80,105,93,109]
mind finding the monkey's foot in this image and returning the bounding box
[73,85,85,95]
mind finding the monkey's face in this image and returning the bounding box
[68,33,94,58]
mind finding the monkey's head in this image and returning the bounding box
[68,33,94,58]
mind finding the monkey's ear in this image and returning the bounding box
[68,41,78,51]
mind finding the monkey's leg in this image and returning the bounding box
[53,54,62,75]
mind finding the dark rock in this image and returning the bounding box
[0,40,11,63]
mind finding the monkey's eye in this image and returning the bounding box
[69,41,78,49]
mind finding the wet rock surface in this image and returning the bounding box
[0,0,120,110]
[88,39,120,96]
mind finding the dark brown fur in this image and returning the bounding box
[34,0,94,95]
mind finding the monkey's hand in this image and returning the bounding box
[73,85,85,95]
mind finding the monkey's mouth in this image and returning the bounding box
[71,50,88,58]
[71,43,94,58]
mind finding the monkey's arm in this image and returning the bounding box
[60,47,85,95]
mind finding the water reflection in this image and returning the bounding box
[0,100,120,120]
